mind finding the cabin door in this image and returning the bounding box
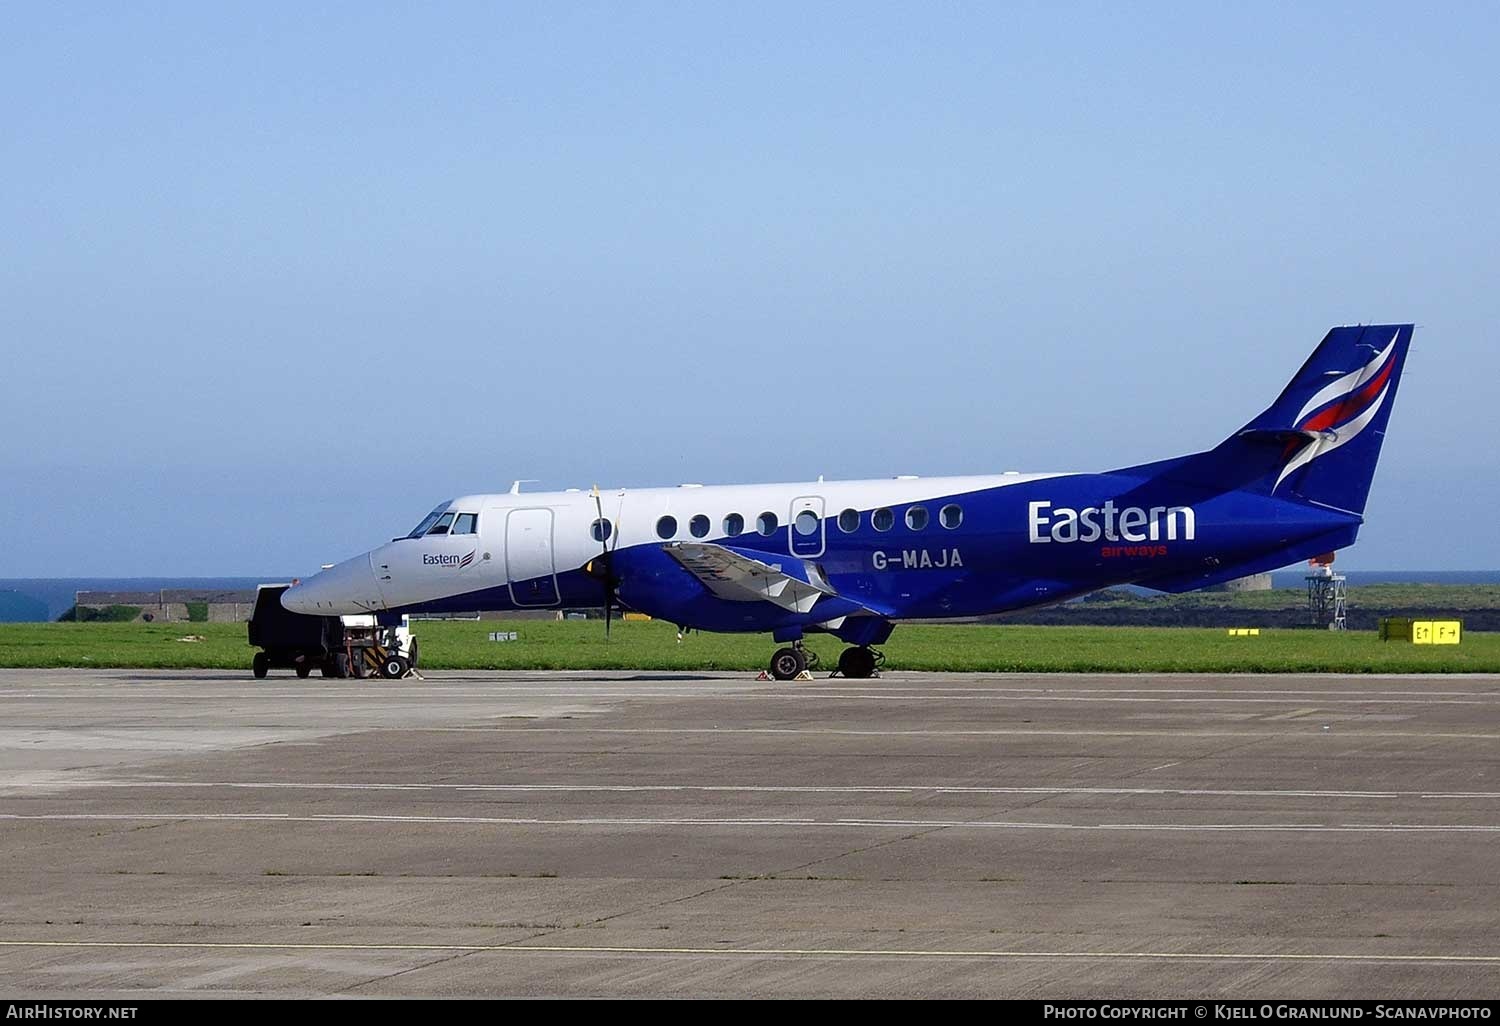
[505,508,560,606]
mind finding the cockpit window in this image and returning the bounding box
[451,513,478,535]
[426,512,456,536]
[407,503,453,539]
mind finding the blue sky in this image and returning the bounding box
[2,2,1496,575]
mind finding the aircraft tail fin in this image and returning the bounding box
[1141,324,1413,517]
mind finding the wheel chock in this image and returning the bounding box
[755,671,771,681]
[792,670,814,681]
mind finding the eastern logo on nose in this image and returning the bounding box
[423,550,477,569]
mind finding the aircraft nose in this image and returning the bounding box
[281,553,385,615]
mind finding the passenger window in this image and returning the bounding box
[794,510,819,536]
[837,508,859,533]
[690,514,710,538]
[591,518,612,542]
[872,508,894,532]
[451,513,478,535]
[656,515,677,539]
[906,505,929,531]
[427,512,456,536]
[756,511,778,536]
[940,504,963,529]
[723,513,744,537]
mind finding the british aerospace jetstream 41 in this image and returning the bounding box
[283,324,1413,679]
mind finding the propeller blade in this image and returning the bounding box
[607,495,625,626]
[592,484,616,639]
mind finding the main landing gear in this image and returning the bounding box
[765,643,881,680]
[836,646,880,679]
[769,641,818,681]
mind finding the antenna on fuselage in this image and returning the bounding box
[509,479,538,495]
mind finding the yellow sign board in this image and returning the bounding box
[1412,620,1462,645]
[1227,628,1261,636]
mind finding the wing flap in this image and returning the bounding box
[664,542,834,614]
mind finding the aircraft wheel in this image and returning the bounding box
[295,662,312,679]
[769,647,806,681]
[838,646,877,679]
[331,653,350,678]
[381,655,410,680]
[252,652,269,679]
[408,638,420,669]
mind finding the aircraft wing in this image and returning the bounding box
[663,542,836,614]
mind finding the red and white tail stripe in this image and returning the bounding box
[1275,330,1400,494]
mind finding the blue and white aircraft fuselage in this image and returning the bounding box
[283,324,1413,678]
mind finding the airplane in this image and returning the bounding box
[283,324,1413,680]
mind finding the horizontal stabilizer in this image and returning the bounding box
[1113,324,1412,517]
